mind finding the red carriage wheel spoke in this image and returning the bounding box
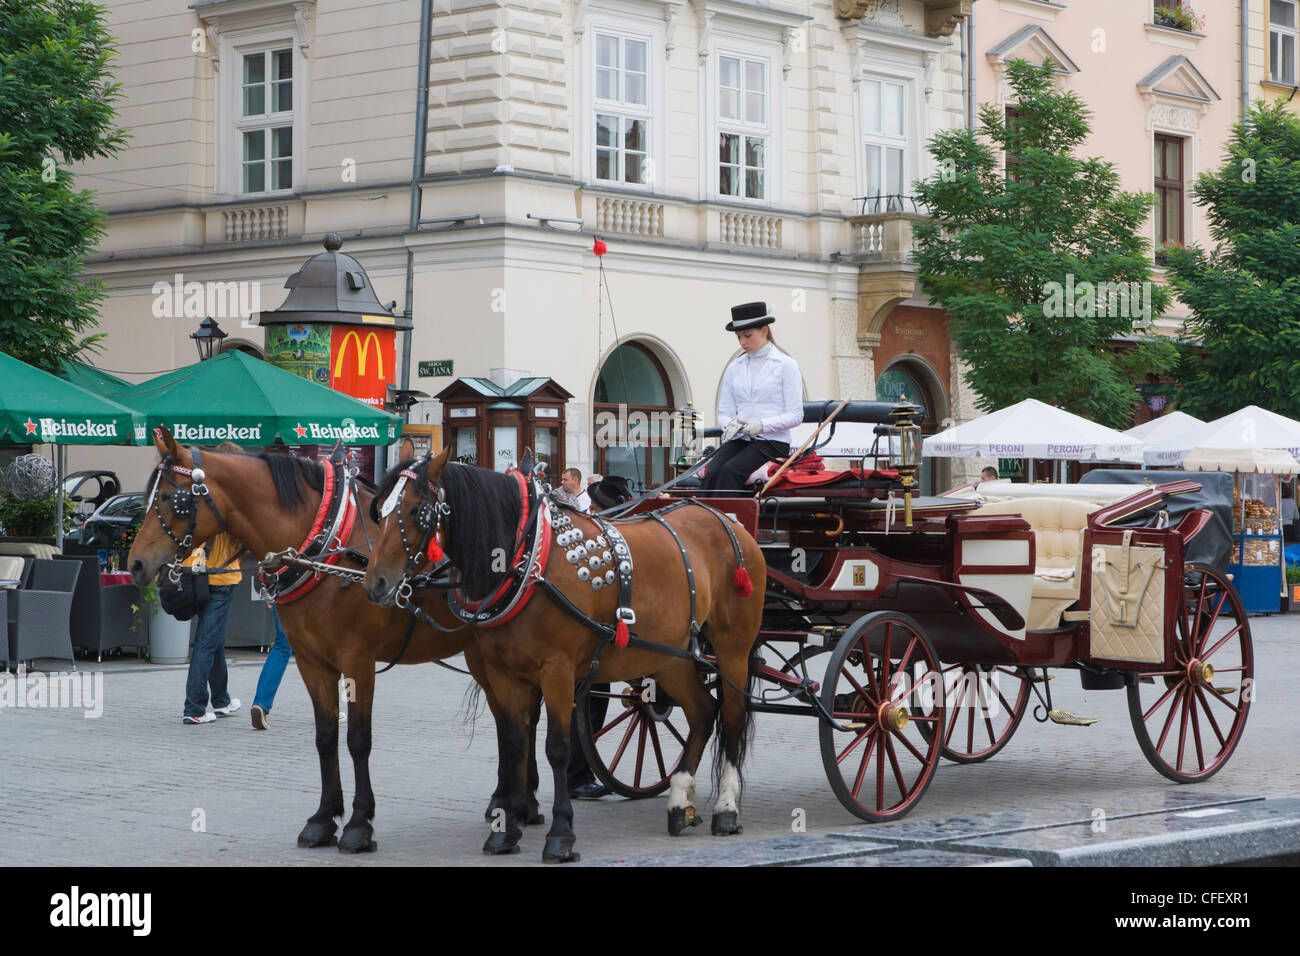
[1188,692,1206,772]
[841,667,875,708]
[891,724,929,765]
[662,716,688,748]
[633,718,648,788]
[593,703,637,741]
[1175,685,1192,773]
[607,710,641,774]
[877,624,892,699]
[1200,624,1244,663]
[1193,593,1227,658]
[883,732,909,804]
[647,718,668,781]
[1201,683,1242,713]
[975,676,998,747]
[849,728,878,800]
[890,637,920,697]
[837,725,874,764]
[1142,680,1183,724]
[1193,686,1228,748]
[876,727,886,810]
[1154,684,1187,752]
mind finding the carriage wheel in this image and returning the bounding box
[818,612,944,823]
[917,664,1032,764]
[575,679,689,798]
[1126,566,1253,783]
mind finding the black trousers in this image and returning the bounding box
[701,438,789,493]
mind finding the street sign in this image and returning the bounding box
[419,360,454,377]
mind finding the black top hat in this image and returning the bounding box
[726,301,775,332]
[589,475,634,511]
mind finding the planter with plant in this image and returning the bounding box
[1286,564,1300,612]
[1154,4,1205,33]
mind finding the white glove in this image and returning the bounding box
[739,417,764,438]
[721,419,744,444]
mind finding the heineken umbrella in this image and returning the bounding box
[109,349,401,446]
[0,351,144,446]
[56,360,130,396]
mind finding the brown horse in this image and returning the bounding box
[128,430,541,854]
[364,450,765,862]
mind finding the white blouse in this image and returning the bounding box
[717,343,804,445]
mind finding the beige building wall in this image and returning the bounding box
[65,0,980,490]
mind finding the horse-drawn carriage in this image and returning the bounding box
[576,399,1253,824]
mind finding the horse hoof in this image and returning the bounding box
[667,806,700,836]
[542,835,580,864]
[711,811,742,836]
[482,828,523,856]
[338,826,377,854]
[297,821,339,848]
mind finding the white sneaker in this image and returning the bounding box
[182,713,216,725]
[214,698,241,717]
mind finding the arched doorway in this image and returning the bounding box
[876,360,948,495]
[593,342,676,490]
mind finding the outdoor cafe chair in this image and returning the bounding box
[7,558,80,669]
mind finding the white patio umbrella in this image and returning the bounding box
[921,399,1146,462]
[1121,410,1205,466]
[1144,405,1300,467]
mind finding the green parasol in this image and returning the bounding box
[109,350,401,446]
[56,360,131,396]
[0,350,145,446]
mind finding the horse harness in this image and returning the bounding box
[390,455,756,672]
[149,446,235,581]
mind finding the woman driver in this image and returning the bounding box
[701,301,804,492]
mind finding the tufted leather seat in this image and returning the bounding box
[973,497,1094,631]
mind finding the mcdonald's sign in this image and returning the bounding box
[330,326,395,408]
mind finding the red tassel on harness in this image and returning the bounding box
[427,533,444,564]
[733,566,754,598]
[614,619,630,648]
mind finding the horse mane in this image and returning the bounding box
[441,462,523,601]
[257,453,324,511]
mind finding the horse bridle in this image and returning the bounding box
[379,452,451,607]
[147,446,231,582]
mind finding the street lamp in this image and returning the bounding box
[191,317,228,362]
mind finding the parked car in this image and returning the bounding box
[62,470,121,539]
[78,492,146,550]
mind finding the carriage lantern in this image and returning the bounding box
[889,395,923,525]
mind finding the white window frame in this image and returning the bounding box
[1271,0,1299,85]
[578,4,668,192]
[859,75,910,211]
[705,35,783,206]
[214,25,310,199]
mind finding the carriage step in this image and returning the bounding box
[1029,673,1054,682]
[1048,709,1098,727]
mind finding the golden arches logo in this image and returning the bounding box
[334,330,387,380]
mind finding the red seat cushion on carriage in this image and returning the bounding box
[767,459,901,490]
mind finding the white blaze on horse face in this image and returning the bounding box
[380,475,408,519]
[715,762,741,815]
[667,771,695,811]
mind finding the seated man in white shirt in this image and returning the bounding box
[559,467,591,513]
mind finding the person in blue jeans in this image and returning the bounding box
[250,611,291,730]
[181,534,242,724]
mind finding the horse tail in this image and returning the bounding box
[458,677,486,743]
[707,626,760,797]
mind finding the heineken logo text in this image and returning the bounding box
[171,424,263,442]
[38,419,118,441]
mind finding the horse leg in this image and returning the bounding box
[652,660,716,837]
[481,666,534,856]
[710,638,754,837]
[467,645,545,826]
[338,662,378,853]
[539,659,581,863]
[295,650,345,848]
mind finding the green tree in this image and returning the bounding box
[911,60,1176,429]
[0,0,126,371]
[1164,100,1300,419]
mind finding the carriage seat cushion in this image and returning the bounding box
[972,497,1094,630]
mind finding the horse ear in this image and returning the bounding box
[399,437,415,460]
[154,426,180,460]
[328,441,346,465]
[426,445,450,480]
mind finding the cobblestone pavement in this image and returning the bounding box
[1,615,1295,867]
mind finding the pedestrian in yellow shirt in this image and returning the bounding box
[182,444,246,725]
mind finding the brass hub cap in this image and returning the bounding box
[878,702,910,732]
[1187,660,1214,686]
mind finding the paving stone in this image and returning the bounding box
[797,848,1032,867]
[950,798,1300,867]
[588,835,895,867]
